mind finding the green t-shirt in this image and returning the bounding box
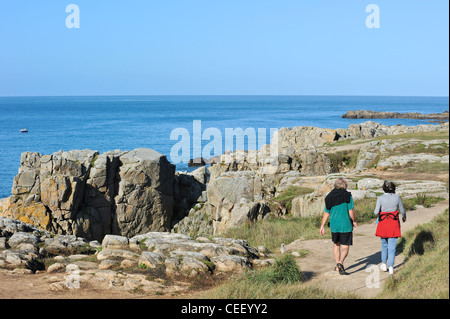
[325,196,354,233]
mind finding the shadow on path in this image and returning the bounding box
[345,251,381,274]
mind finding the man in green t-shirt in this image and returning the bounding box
[320,178,357,275]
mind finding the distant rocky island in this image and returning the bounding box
[342,110,449,121]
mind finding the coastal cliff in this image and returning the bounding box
[0,149,207,242]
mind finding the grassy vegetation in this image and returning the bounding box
[379,209,449,299]
[269,186,315,212]
[204,254,357,299]
[353,198,379,223]
[326,130,449,147]
[408,194,445,208]
[225,215,324,252]
[326,149,360,173]
[325,138,355,147]
[392,161,449,174]
[371,130,450,142]
[392,142,449,156]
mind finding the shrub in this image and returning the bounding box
[327,149,360,173]
[248,254,304,285]
[403,194,444,210]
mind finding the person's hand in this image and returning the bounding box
[320,226,325,236]
[353,221,358,228]
[402,216,407,223]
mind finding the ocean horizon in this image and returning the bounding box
[0,95,448,199]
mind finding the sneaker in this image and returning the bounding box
[380,263,387,272]
[388,266,394,275]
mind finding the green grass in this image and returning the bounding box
[405,161,449,174]
[353,198,379,224]
[270,186,315,211]
[204,254,357,299]
[372,130,450,142]
[225,214,324,252]
[407,194,445,208]
[326,130,449,147]
[326,149,360,173]
[392,142,449,156]
[391,160,449,174]
[379,209,449,299]
[249,254,304,284]
[325,139,355,147]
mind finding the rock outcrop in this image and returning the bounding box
[342,110,449,121]
[206,171,270,234]
[0,216,272,282]
[0,149,187,241]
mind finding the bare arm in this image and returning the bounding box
[349,209,357,227]
[320,212,330,236]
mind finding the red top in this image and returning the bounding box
[376,211,401,238]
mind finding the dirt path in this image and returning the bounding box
[286,199,449,298]
[0,268,203,299]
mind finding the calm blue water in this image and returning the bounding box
[0,95,448,198]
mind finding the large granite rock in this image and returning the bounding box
[207,171,269,234]
[1,149,176,241]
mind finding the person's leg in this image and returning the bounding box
[387,237,398,268]
[381,238,388,264]
[334,243,341,265]
[340,232,352,265]
[340,245,350,265]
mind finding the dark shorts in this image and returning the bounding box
[332,232,353,246]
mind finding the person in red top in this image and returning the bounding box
[374,181,407,275]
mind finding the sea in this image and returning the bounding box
[0,95,448,199]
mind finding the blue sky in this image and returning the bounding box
[0,1,448,96]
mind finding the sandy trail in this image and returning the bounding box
[287,199,449,298]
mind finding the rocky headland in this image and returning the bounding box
[342,110,449,121]
[0,120,448,296]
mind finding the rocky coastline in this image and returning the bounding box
[342,110,449,121]
[0,120,448,294]
[1,120,448,240]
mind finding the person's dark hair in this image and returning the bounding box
[383,181,396,193]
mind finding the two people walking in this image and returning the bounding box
[320,178,406,275]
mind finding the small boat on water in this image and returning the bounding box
[20,128,28,133]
